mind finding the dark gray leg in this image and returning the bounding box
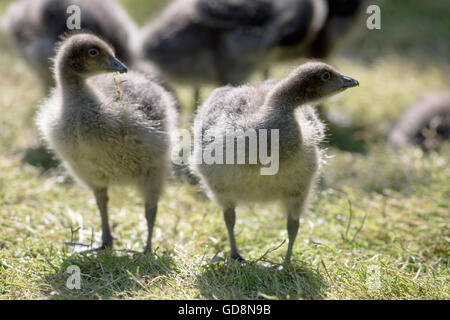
[193,87,201,111]
[144,204,158,254]
[93,188,113,248]
[263,67,271,80]
[224,208,244,261]
[141,170,164,255]
[283,189,312,263]
[285,217,300,263]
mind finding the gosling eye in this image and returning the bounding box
[321,72,331,81]
[88,48,99,57]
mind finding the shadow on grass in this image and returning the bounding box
[316,104,368,154]
[196,259,327,300]
[22,144,60,172]
[324,121,368,154]
[42,249,176,299]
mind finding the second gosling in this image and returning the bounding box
[37,33,178,253]
[192,62,358,263]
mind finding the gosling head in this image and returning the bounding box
[54,33,128,83]
[268,61,359,108]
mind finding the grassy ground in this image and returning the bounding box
[0,0,449,299]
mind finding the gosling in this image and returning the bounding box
[388,91,450,151]
[37,33,178,253]
[192,62,359,263]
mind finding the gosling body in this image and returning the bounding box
[37,33,178,251]
[388,91,450,151]
[192,62,359,262]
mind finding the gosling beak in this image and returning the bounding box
[105,56,128,73]
[340,75,359,88]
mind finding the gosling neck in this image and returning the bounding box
[55,62,87,89]
[55,65,98,109]
[264,77,311,113]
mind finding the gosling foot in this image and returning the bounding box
[231,251,245,262]
[143,245,152,255]
[100,240,113,250]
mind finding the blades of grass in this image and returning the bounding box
[351,210,368,242]
[254,239,286,264]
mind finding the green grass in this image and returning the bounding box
[0,0,449,300]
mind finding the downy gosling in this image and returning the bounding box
[37,33,178,253]
[192,62,359,263]
[388,91,450,151]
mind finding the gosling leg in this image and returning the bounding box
[141,171,164,255]
[193,87,201,112]
[93,188,113,248]
[144,204,158,254]
[263,67,271,80]
[224,208,244,261]
[285,217,300,263]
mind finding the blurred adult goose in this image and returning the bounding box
[192,62,359,262]
[307,0,367,59]
[37,33,178,252]
[140,0,366,106]
[1,0,143,91]
[388,91,450,151]
[140,0,327,106]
